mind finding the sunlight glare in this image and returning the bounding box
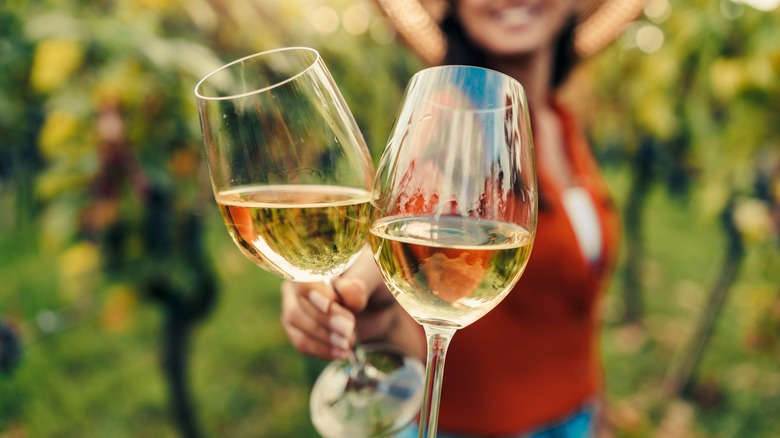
[343,3,371,35]
[644,0,672,23]
[636,24,665,53]
[730,0,780,11]
[309,6,340,34]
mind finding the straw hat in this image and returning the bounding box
[373,0,648,65]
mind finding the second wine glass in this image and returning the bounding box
[195,47,374,282]
[370,65,538,437]
[194,47,423,438]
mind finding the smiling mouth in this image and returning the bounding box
[495,6,537,27]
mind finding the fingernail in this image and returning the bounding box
[309,290,330,313]
[329,333,350,350]
[329,315,354,337]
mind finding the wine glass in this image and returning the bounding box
[369,65,538,437]
[310,343,424,437]
[194,47,423,437]
[195,47,373,281]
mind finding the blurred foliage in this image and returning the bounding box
[586,0,780,224]
[585,0,780,345]
[578,0,780,436]
[0,0,418,436]
[0,0,779,436]
[573,0,780,327]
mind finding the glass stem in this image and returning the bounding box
[418,325,456,438]
[327,277,364,377]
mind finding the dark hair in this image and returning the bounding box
[439,7,579,90]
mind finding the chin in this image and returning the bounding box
[490,46,535,58]
[471,29,549,59]
[477,41,539,59]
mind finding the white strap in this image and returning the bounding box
[561,187,602,264]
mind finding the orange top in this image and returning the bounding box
[437,101,621,436]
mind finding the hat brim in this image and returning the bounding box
[373,0,648,65]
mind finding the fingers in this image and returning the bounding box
[332,277,369,312]
[280,280,356,360]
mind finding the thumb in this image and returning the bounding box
[332,277,369,313]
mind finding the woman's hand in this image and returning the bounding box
[280,245,427,362]
[280,277,368,361]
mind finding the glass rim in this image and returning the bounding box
[194,46,320,101]
[410,64,526,113]
[414,64,521,83]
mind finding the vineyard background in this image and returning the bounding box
[1,0,779,437]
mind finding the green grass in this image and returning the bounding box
[1,173,779,437]
[600,168,780,437]
[0,204,321,437]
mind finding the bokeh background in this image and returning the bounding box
[1,0,779,436]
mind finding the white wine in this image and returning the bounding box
[217,185,371,281]
[370,216,532,329]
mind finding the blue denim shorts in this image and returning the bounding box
[394,403,594,438]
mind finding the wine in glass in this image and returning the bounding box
[194,47,423,437]
[369,65,538,437]
[195,47,373,281]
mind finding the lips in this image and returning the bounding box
[493,5,538,27]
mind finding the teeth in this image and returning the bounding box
[500,7,533,25]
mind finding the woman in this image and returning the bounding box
[281,0,638,435]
